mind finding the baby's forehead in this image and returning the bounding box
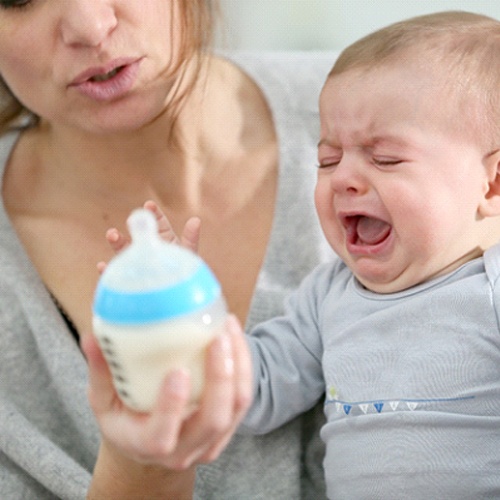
[323,59,450,108]
[325,54,473,123]
[320,62,482,147]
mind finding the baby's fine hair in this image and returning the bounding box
[329,11,500,150]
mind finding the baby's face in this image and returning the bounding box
[316,65,492,293]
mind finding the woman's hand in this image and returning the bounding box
[82,315,252,471]
[83,315,252,499]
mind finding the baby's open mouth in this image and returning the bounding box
[345,215,391,246]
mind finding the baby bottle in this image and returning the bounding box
[92,208,227,412]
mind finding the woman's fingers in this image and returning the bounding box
[227,314,254,418]
[84,318,253,472]
[165,316,252,467]
[81,333,117,414]
[83,332,194,467]
[148,369,191,454]
[135,369,192,466]
[197,316,253,462]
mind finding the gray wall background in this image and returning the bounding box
[216,0,500,51]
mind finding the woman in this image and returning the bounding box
[0,0,334,498]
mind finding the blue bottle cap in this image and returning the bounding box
[93,262,221,324]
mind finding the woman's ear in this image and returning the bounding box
[479,149,500,218]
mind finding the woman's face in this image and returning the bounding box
[0,0,187,132]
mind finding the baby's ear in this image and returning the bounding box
[479,149,500,217]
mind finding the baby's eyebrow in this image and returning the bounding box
[370,134,410,148]
[317,131,412,147]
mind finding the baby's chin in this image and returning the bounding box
[355,275,411,295]
[355,251,481,294]
[353,260,437,294]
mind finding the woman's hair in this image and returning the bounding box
[329,11,500,150]
[0,0,218,135]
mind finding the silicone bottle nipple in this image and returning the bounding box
[127,208,160,247]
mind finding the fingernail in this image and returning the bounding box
[226,314,242,336]
[108,229,119,242]
[215,334,234,376]
[166,369,189,396]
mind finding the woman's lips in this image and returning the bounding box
[69,57,142,102]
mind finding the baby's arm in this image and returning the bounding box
[240,269,327,435]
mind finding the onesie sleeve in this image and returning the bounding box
[483,243,500,330]
[239,263,335,435]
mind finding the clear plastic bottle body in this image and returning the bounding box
[93,296,227,412]
[92,208,227,412]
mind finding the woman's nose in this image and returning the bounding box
[59,0,118,48]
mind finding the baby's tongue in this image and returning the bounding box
[356,216,391,245]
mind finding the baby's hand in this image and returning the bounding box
[97,200,201,273]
